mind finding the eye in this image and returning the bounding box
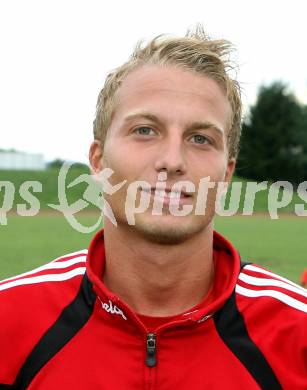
[134,126,155,136]
[191,134,210,145]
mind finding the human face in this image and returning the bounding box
[92,65,235,244]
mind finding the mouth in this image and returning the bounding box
[142,186,193,205]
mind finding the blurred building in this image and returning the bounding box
[0,151,46,170]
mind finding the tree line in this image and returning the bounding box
[237,82,307,187]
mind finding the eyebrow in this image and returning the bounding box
[124,112,164,127]
[185,121,224,137]
[123,111,225,136]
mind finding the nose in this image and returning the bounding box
[154,132,186,176]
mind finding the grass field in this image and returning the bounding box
[1,213,306,284]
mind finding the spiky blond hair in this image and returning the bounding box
[93,25,242,159]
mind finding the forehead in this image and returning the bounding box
[112,65,231,129]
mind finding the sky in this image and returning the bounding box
[1,0,306,163]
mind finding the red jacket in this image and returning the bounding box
[0,230,306,389]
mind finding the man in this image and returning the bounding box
[0,27,306,389]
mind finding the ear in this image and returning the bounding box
[224,158,236,183]
[222,158,236,192]
[89,140,103,174]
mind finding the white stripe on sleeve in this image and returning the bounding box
[236,284,307,313]
[243,264,306,293]
[0,255,87,284]
[239,273,307,299]
[0,267,86,292]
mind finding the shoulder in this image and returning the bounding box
[0,246,88,298]
[0,250,87,382]
[0,249,88,315]
[235,263,306,358]
[235,264,307,383]
[236,263,307,316]
[0,249,87,295]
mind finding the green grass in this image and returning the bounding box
[224,176,304,214]
[215,216,307,283]
[1,214,306,284]
[0,214,100,280]
[0,167,94,210]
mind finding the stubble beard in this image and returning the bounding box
[130,187,218,245]
[132,217,211,245]
[104,185,218,245]
[112,202,215,245]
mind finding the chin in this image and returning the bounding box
[131,214,212,245]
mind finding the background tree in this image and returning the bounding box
[237,82,307,185]
[47,158,65,169]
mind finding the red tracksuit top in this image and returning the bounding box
[0,229,306,389]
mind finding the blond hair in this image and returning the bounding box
[93,25,242,159]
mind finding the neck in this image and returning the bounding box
[103,221,215,317]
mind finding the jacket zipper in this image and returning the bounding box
[146,333,157,367]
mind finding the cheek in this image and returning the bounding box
[103,148,142,192]
[194,155,228,182]
[103,142,127,175]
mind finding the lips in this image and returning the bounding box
[140,187,193,208]
[143,187,192,198]
[159,190,191,200]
